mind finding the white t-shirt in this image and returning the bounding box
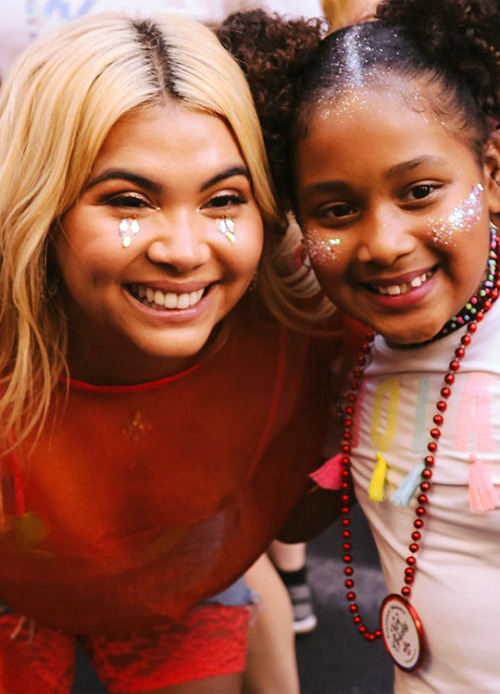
[0,0,323,79]
[335,297,500,693]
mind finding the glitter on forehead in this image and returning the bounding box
[304,229,341,264]
[429,184,485,246]
[316,76,433,128]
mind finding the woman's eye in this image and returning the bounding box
[203,193,247,210]
[106,193,151,209]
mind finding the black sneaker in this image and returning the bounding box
[287,582,318,634]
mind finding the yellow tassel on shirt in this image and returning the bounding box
[368,452,388,502]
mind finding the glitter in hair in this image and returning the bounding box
[344,27,365,86]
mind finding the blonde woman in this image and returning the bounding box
[0,13,330,692]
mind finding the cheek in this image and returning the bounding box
[304,228,342,264]
[427,183,485,248]
[55,234,123,304]
[230,217,264,277]
[56,241,118,283]
[57,212,117,276]
[303,232,354,305]
[310,254,350,306]
[312,268,349,310]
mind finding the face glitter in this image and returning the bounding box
[303,229,341,263]
[316,79,433,130]
[216,216,236,244]
[429,183,484,246]
[118,216,140,249]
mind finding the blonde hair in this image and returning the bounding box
[0,12,326,448]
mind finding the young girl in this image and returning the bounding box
[0,12,330,693]
[220,1,500,691]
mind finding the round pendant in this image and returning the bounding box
[380,594,424,672]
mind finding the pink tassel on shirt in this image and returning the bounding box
[309,452,343,490]
[469,453,499,512]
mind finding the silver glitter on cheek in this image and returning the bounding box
[303,229,341,264]
[429,183,485,246]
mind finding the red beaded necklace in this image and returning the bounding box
[338,238,500,671]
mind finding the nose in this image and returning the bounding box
[146,211,210,272]
[357,208,416,266]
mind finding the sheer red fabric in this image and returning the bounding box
[85,605,249,691]
[0,306,329,634]
[0,604,249,692]
[0,614,74,693]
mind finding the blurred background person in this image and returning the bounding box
[0,0,325,80]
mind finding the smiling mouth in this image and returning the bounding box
[129,283,208,310]
[367,269,435,296]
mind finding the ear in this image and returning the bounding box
[483,134,500,215]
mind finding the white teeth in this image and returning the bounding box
[153,290,165,307]
[132,284,205,310]
[374,272,431,296]
[165,292,178,309]
[177,293,190,310]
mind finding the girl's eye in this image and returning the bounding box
[106,193,151,209]
[406,184,440,202]
[202,192,247,211]
[318,202,357,220]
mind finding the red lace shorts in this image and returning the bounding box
[0,603,250,692]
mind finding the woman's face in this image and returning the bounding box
[55,104,263,384]
[295,86,498,345]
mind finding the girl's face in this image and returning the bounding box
[56,104,263,383]
[296,86,499,345]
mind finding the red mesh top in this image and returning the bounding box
[0,307,329,634]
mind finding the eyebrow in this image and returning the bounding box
[200,166,251,191]
[83,170,163,194]
[301,155,449,195]
[83,165,251,194]
[301,179,351,195]
[386,155,448,179]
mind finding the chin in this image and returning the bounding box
[385,325,441,347]
[376,310,450,346]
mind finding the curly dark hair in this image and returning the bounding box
[218,0,500,210]
[217,9,327,203]
[376,0,500,121]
